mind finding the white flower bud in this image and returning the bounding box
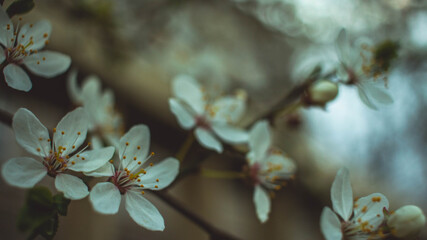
[304,80,338,107]
[387,205,426,239]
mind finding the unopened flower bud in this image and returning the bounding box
[303,80,338,107]
[387,205,426,239]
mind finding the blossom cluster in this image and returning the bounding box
[0,2,425,240]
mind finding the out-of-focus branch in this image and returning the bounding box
[154,191,241,240]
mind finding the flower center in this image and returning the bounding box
[43,146,69,177]
[195,116,211,130]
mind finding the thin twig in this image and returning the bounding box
[154,191,241,240]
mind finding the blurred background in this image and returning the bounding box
[0,0,426,239]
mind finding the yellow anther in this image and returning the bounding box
[71,161,75,165]
[37,61,40,65]
[21,34,25,38]
[140,184,144,187]
[30,24,33,28]
[43,33,48,38]
[77,132,81,135]
[133,157,137,160]
[138,161,141,165]
[61,131,65,135]
[137,179,141,182]
[151,152,155,156]
[81,157,85,160]
[149,163,153,166]
[156,179,159,182]
[362,206,368,213]
[137,146,141,150]
[42,57,46,61]
[123,156,126,159]
[53,128,57,133]
[141,191,145,195]
[109,160,113,163]
[39,137,43,141]
[372,196,381,202]
[72,145,75,149]
[126,142,129,146]
[154,185,158,188]
[76,154,80,157]
[37,148,41,152]
[45,40,49,45]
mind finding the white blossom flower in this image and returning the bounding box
[67,70,124,148]
[335,29,393,110]
[320,167,390,240]
[246,120,296,223]
[0,8,71,92]
[169,74,248,153]
[89,125,180,231]
[1,108,115,200]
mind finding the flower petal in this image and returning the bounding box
[357,84,378,110]
[68,146,115,172]
[263,151,296,177]
[12,108,51,157]
[336,29,351,66]
[90,182,121,214]
[119,125,150,171]
[211,124,248,144]
[360,81,393,105]
[169,98,196,130]
[84,162,114,177]
[67,69,81,104]
[172,74,206,115]
[207,95,246,124]
[0,7,14,48]
[55,174,89,200]
[248,120,271,161]
[253,185,271,223]
[54,107,89,156]
[17,20,51,51]
[0,46,5,64]
[352,193,389,231]
[125,191,165,231]
[331,167,353,221]
[23,51,71,78]
[320,207,343,240]
[194,127,223,153]
[1,157,46,188]
[3,64,32,92]
[140,157,179,190]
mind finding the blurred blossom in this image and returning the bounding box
[407,11,427,48]
[246,120,296,223]
[169,75,248,153]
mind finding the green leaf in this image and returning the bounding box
[26,186,54,210]
[6,0,35,18]
[53,193,71,216]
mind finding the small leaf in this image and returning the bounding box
[6,0,35,18]
[53,193,71,216]
[26,186,54,210]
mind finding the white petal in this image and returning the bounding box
[169,98,196,130]
[207,95,246,124]
[90,182,121,214]
[320,207,343,240]
[17,20,51,51]
[1,157,46,188]
[172,74,206,115]
[336,29,351,65]
[194,127,222,153]
[253,185,271,223]
[352,193,389,231]
[0,46,5,64]
[248,120,271,161]
[54,107,89,156]
[140,158,179,190]
[12,108,51,157]
[211,124,248,144]
[125,191,164,231]
[67,69,81,104]
[84,162,114,177]
[23,51,71,78]
[3,64,32,92]
[68,146,115,172]
[360,81,393,104]
[119,125,150,171]
[55,174,89,200]
[331,167,353,221]
[0,7,14,48]
[263,151,296,176]
[357,84,378,110]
